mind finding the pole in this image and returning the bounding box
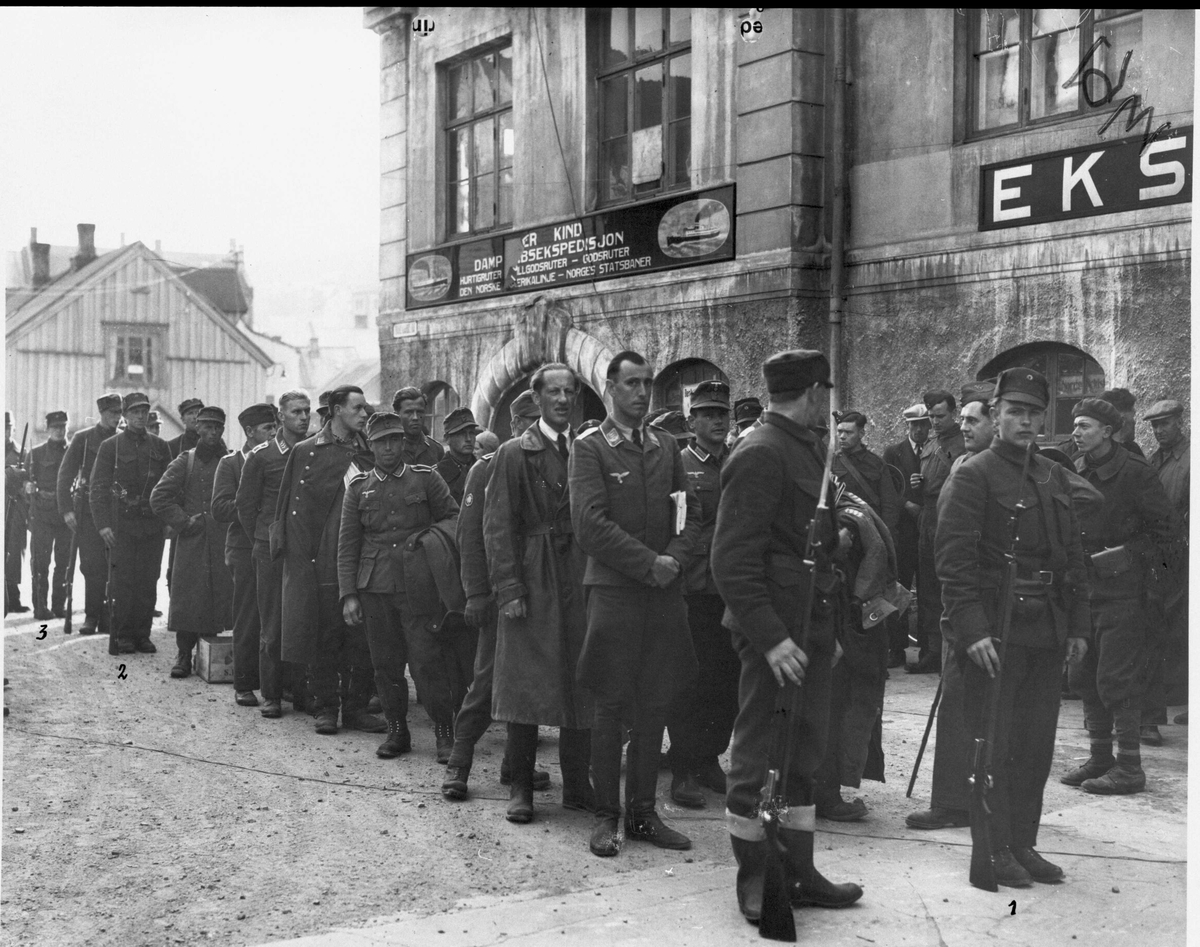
[828,9,848,413]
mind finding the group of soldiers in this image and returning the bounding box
[2,344,1190,924]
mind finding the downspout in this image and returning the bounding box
[828,9,847,412]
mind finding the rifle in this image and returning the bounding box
[967,441,1034,892]
[5,423,29,557]
[757,414,838,942]
[906,676,943,798]
[63,531,78,634]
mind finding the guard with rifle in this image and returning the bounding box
[936,368,1091,889]
[28,410,73,621]
[712,349,863,931]
[5,412,31,614]
[56,393,123,636]
[89,392,171,655]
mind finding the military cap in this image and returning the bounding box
[392,386,424,410]
[196,406,226,425]
[177,397,204,416]
[366,410,405,441]
[238,403,278,429]
[902,403,931,422]
[122,392,151,412]
[690,380,731,412]
[960,379,996,407]
[994,367,1049,410]
[763,349,833,394]
[96,393,122,413]
[444,407,480,436]
[45,410,68,427]
[1143,399,1184,422]
[729,396,758,420]
[1073,397,1122,432]
[651,410,691,441]
[510,389,540,419]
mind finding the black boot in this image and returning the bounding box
[780,817,864,908]
[505,723,537,824]
[589,722,623,857]
[377,715,412,758]
[727,816,768,924]
[170,633,198,679]
[560,727,595,812]
[433,721,455,764]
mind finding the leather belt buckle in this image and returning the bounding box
[1036,570,1054,585]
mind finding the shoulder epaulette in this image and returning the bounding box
[482,451,496,461]
[349,469,370,483]
[249,440,271,454]
[576,426,601,440]
[410,464,435,473]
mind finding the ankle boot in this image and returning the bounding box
[434,721,455,764]
[377,715,412,758]
[170,633,198,678]
[779,814,864,908]
[727,812,768,924]
[560,727,595,812]
[505,723,538,824]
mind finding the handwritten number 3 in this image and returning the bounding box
[36,624,47,640]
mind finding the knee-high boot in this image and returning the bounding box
[727,810,769,923]
[779,806,863,908]
[505,722,537,824]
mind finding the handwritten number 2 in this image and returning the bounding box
[1008,900,1016,916]
[117,664,127,680]
[36,624,47,640]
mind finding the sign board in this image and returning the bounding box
[979,126,1191,230]
[406,185,735,309]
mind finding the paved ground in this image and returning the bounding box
[1,569,1188,947]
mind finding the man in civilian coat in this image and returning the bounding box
[570,350,701,858]
[89,392,171,654]
[882,404,931,667]
[442,391,550,800]
[486,364,594,824]
[237,389,312,718]
[58,393,123,638]
[211,403,277,705]
[27,410,72,621]
[150,406,234,678]
[277,385,383,737]
[712,350,863,924]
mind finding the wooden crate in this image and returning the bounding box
[195,634,234,684]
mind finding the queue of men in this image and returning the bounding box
[2,349,1190,925]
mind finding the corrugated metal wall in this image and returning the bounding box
[6,249,268,442]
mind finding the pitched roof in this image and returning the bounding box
[5,245,129,323]
[172,265,250,318]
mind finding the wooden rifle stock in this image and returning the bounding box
[967,441,1033,891]
[63,533,78,634]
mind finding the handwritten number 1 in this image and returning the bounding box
[36,625,47,640]
[1008,900,1016,916]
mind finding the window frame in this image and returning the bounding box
[981,342,1107,441]
[106,325,163,388]
[593,8,693,207]
[966,8,1144,140]
[444,43,514,239]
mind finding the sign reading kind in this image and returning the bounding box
[979,126,1191,231]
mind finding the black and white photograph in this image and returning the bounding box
[2,8,1192,946]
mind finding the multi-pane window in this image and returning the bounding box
[112,331,158,386]
[594,8,692,205]
[985,344,1106,438]
[971,9,1143,134]
[447,45,514,235]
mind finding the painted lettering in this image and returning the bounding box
[1062,152,1104,211]
[993,165,1032,222]
[1139,137,1187,201]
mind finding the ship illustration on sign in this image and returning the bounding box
[408,254,453,302]
[658,198,731,259]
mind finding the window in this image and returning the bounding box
[422,382,460,442]
[652,358,728,413]
[970,9,1143,135]
[593,8,692,205]
[491,372,606,441]
[109,328,162,386]
[447,45,514,236]
[981,342,1106,438]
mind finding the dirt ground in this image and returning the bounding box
[1,570,1188,947]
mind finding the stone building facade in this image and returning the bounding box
[364,7,1191,449]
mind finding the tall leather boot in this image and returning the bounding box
[727,811,769,923]
[170,633,198,678]
[505,723,537,824]
[779,809,864,908]
[32,571,52,621]
[589,721,623,857]
[560,727,595,812]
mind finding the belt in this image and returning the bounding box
[1015,564,1055,584]
[524,522,572,537]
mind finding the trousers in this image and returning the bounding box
[928,633,971,811]
[30,510,71,612]
[449,612,499,765]
[75,509,109,631]
[111,520,165,645]
[226,545,260,692]
[667,593,739,775]
[309,617,373,714]
[253,540,284,701]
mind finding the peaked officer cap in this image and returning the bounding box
[690,380,731,412]
[762,349,833,394]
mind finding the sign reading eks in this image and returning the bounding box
[406,185,735,309]
[980,126,1191,230]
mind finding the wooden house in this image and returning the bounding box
[5,226,273,441]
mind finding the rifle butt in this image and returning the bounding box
[967,797,997,892]
[759,818,797,942]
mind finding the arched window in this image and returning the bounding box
[491,370,606,442]
[422,381,460,442]
[653,358,728,412]
[979,342,1106,439]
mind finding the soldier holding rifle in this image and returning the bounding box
[936,368,1090,888]
[712,349,863,928]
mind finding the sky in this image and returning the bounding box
[1,7,380,342]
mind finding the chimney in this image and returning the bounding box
[73,223,97,270]
[31,243,51,287]
[155,239,162,255]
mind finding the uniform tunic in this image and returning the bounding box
[833,443,900,540]
[917,429,966,655]
[435,453,473,505]
[712,412,840,817]
[57,423,117,631]
[881,437,924,656]
[150,443,234,636]
[401,433,444,468]
[89,428,171,644]
[5,439,29,609]
[28,438,72,613]
[937,440,1091,854]
[485,424,590,728]
[212,446,260,691]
